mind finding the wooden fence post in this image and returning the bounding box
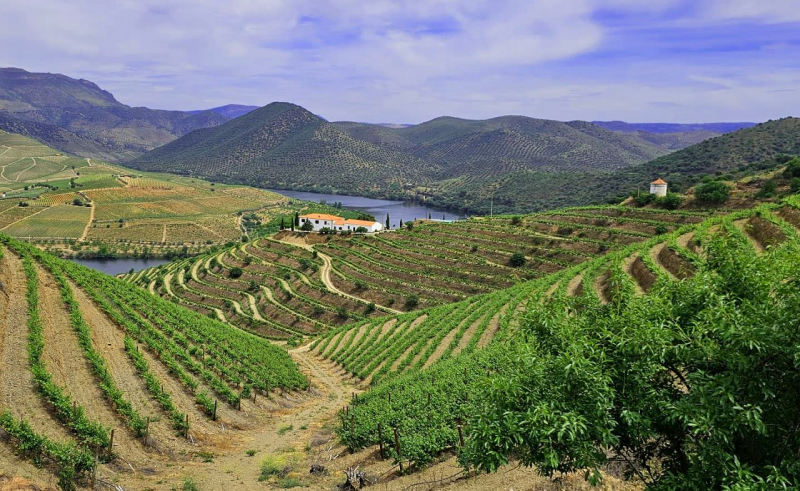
[108,429,115,454]
[213,400,218,421]
[394,427,402,473]
[457,424,464,447]
[378,423,384,459]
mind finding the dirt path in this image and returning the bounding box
[0,206,49,231]
[566,273,584,297]
[79,202,95,241]
[734,219,764,253]
[69,278,191,455]
[594,272,611,305]
[650,243,677,280]
[166,343,353,491]
[14,158,36,182]
[36,263,150,465]
[317,251,401,315]
[163,272,176,297]
[244,292,264,321]
[0,250,73,443]
[623,254,645,295]
[160,223,167,243]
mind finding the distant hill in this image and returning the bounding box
[473,117,800,213]
[129,105,680,209]
[593,121,757,134]
[0,67,230,161]
[129,102,437,195]
[188,104,259,119]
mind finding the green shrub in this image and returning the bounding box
[634,193,656,206]
[695,180,730,204]
[782,156,800,178]
[228,267,243,278]
[509,252,526,267]
[756,179,777,198]
[791,178,800,194]
[405,294,419,310]
[656,192,682,210]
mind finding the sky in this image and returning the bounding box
[2,0,799,123]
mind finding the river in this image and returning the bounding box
[268,189,467,229]
[72,257,171,276]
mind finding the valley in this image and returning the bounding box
[0,130,305,259]
[0,69,798,491]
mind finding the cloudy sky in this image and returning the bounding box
[3,0,799,123]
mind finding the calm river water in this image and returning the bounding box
[72,257,170,276]
[268,189,467,229]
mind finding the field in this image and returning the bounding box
[0,130,292,255]
[126,206,718,338]
[313,198,800,486]
[6,190,800,490]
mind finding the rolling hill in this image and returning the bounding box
[0,68,230,161]
[430,117,800,213]
[129,105,682,212]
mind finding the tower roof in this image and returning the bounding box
[651,178,667,185]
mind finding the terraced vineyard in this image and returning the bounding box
[0,129,295,256]
[0,236,306,489]
[126,237,387,340]
[318,198,800,485]
[126,206,718,338]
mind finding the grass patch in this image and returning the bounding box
[246,449,257,457]
[182,477,200,491]
[277,424,293,435]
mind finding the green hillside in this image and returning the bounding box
[446,117,800,213]
[0,68,229,161]
[320,197,800,488]
[129,106,678,212]
[129,102,438,195]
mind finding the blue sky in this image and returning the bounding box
[3,0,798,123]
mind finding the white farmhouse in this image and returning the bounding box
[650,178,668,197]
[298,213,383,233]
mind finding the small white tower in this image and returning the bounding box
[650,178,668,197]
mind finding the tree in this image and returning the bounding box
[385,214,390,229]
[510,216,522,226]
[756,179,777,198]
[695,180,730,204]
[72,197,84,206]
[229,267,243,278]
[783,157,800,178]
[294,212,300,227]
[634,193,657,206]
[405,221,414,231]
[300,221,314,232]
[791,178,800,194]
[656,192,683,210]
[404,294,419,310]
[354,226,368,233]
[461,236,800,489]
[509,252,526,267]
[399,219,403,229]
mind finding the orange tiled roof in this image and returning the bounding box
[651,178,667,185]
[343,219,379,227]
[300,213,342,221]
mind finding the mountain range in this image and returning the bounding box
[0,67,230,161]
[1,67,788,215]
[127,103,676,208]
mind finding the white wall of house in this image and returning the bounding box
[650,184,667,197]
[299,216,383,233]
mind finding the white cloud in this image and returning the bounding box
[0,0,798,122]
